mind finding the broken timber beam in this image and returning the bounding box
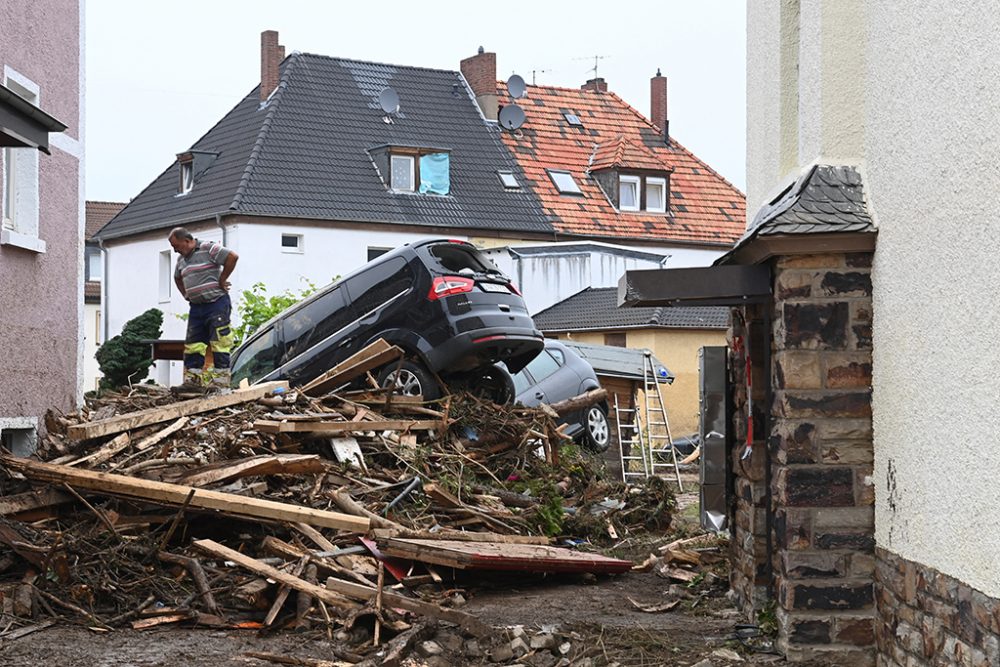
[254,418,443,434]
[301,339,403,396]
[193,539,358,612]
[548,388,608,416]
[2,455,370,533]
[67,381,289,441]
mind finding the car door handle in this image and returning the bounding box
[338,336,355,348]
[534,392,545,400]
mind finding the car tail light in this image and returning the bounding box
[473,334,507,344]
[428,276,474,300]
[508,282,522,296]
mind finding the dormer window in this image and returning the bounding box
[179,162,193,194]
[390,154,414,191]
[619,175,640,211]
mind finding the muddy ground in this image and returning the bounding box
[0,482,835,667]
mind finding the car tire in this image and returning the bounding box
[378,360,441,400]
[582,404,611,452]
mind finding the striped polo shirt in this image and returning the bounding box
[174,239,232,304]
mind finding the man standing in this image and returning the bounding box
[168,228,239,389]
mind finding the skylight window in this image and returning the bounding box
[498,170,520,189]
[563,113,583,127]
[547,170,582,195]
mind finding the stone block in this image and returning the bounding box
[824,354,873,389]
[820,418,874,441]
[784,581,874,611]
[857,467,875,506]
[835,616,876,646]
[776,351,823,389]
[821,271,872,297]
[779,302,850,350]
[777,390,872,419]
[777,254,845,269]
[817,532,876,552]
[787,617,832,644]
[853,323,873,349]
[846,253,873,268]
[772,420,819,464]
[776,269,816,299]
[822,442,875,465]
[782,551,848,578]
[920,615,945,658]
[775,508,813,550]
[971,590,1000,635]
[851,553,877,577]
[815,507,875,529]
[778,466,855,507]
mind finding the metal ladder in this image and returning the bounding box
[614,394,649,483]
[642,351,683,491]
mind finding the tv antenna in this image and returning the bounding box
[574,54,609,78]
[531,69,550,85]
[378,87,400,123]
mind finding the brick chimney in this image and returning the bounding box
[460,46,498,121]
[651,68,669,144]
[581,77,608,93]
[260,30,285,102]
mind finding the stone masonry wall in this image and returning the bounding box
[875,548,1000,666]
[771,252,875,664]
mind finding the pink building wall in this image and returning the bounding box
[0,0,84,430]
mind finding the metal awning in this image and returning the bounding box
[0,83,68,154]
[618,265,771,308]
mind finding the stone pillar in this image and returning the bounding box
[771,252,875,664]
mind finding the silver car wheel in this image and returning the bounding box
[587,406,609,446]
[385,369,423,396]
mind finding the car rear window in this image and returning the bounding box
[426,243,496,275]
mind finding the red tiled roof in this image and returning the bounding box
[84,281,101,304]
[86,200,126,240]
[497,84,745,246]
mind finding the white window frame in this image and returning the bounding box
[390,154,415,191]
[86,246,103,281]
[1,70,43,252]
[158,250,173,303]
[645,176,667,213]
[179,162,194,195]
[619,175,641,211]
[281,233,304,253]
[548,170,582,195]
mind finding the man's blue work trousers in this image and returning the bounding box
[184,294,233,369]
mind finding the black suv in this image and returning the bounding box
[230,239,544,398]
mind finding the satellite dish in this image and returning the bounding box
[498,103,526,131]
[507,74,526,99]
[378,87,400,114]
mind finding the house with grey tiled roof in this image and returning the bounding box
[532,287,728,435]
[83,201,124,391]
[95,31,559,384]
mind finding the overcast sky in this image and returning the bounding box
[85,1,746,202]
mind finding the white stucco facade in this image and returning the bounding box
[865,2,1000,599]
[748,0,1000,600]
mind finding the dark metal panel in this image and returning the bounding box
[0,104,52,153]
[618,265,771,308]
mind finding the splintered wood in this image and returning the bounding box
[0,347,688,661]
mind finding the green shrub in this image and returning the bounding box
[96,308,163,391]
[234,280,319,346]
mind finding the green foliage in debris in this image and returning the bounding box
[757,600,779,636]
[96,308,163,392]
[234,279,321,346]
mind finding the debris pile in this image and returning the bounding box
[0,342,688,662]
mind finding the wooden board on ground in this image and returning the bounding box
[376,537,632,574]
[3,454,370,533]
[175,454,326,487]
[193,539,358,612]
[301,339,403,396]
[254,419,442,434]
[0,488,73,516]
[67,381,289,441]
[371,528,550,546]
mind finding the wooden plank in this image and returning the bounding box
[377,538,633,574]
[324,576,489,636]
[67,432,131,467]
[301,339,403,396]
[135,417,189,451]
[0,488,73,515]
[176,454,326,487]
[254,419,442,434]
[193,539,358,612]
[371,528,550,546]
[3,455,370,533]
[67,381,289,441]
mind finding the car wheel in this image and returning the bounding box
[582,405,610,452]
[378,361,441,400]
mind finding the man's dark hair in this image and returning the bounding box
[168,227,194,241]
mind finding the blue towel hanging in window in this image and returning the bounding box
[419,153,450,195]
